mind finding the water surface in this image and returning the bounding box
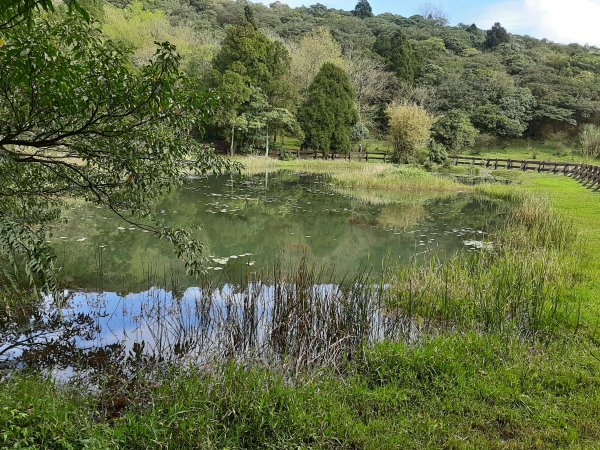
[1,171,509,377]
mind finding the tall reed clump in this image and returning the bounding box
[386,190,582,339]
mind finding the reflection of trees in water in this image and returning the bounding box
[50,173,508,292]
[0,265,422,379]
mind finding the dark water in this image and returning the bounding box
[1,172,509,377]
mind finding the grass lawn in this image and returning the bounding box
[464,141,600,165]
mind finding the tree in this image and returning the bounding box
[298,63,358,154]
[213,19,290,104]
[344,48,396,131]
[212,18,291,153]
[484,22,509,49]
[386,102,435,162]
[432,110,479,152]
[286,27,346,96]
[418,3,448,26]
[0,14,234,291]
[374,30,418,82]
[353,0,373,18]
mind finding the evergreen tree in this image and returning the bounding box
[298,63,358,154]
[484,22,509,49]
[374,30,418,82]
[353,0,373,18]
[214,21,290,103]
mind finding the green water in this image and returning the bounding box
[49,171,508,291]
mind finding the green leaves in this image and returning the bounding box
[0,14,232,291]
[298,63,358,154]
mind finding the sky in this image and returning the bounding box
[260,0,600,47]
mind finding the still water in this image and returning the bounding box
[1,172,509,376]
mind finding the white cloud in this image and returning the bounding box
[478,0,600,46]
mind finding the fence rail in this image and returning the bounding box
[451,156,600,190]
[279,149,389,162]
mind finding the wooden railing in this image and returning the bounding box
[451,156,600,190]
[233,149,600,191]
[280,149,389,162]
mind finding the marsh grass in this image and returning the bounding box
[385,189,582,339]
[234,157,465,192]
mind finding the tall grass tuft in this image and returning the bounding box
[386,189,582,339]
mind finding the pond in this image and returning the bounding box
[1,171,509,378]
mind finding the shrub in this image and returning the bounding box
[577,124,600,159]
[385,102,435,163]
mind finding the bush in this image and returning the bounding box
[577,124,600,158]
[432,109,479,153]
[428,141,448,164]
[386,102,435,163]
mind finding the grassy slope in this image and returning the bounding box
[2,160,600,449]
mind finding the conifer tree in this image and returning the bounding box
[298,63,358,154]
[353,0,373,18]
[374,30,418,82]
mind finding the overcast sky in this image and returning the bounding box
[259,0,600,47]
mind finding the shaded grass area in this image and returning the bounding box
[2,335,599,449]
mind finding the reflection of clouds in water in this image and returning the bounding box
[2,282,420,379]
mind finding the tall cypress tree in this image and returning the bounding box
[298,63,358,154]
[484,22,509,49]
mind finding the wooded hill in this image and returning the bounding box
[94,0,600,155]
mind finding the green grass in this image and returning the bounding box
[2,334,599,449]
[466,141,600,164]
[234,156,466,192]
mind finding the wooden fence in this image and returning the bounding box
[279,149,390,162]
[451,156,600,190]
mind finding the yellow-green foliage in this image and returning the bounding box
[385,102,435,162]
[286,27,347,95]
[102,1,217,71]
[233,157,464,192]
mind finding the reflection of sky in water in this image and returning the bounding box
[2,173,508,377]
[1,282,418,379]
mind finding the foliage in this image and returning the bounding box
[374,30,418,82]
[352,0,373,18]
[386,102,436,162]
[428,140,448,164]
[213,18,290,104]
[286,27,346,96]
[298,63,358,154]
[0,13,233,290]
[578,123,600,158]
[484,22,509,49]
[433,109,479,152]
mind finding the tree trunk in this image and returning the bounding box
[230,123,235,156]
[265,124,269,158]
